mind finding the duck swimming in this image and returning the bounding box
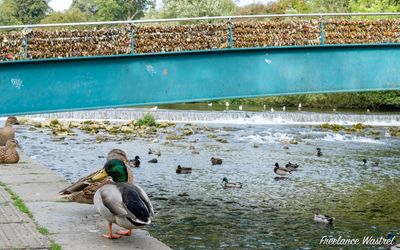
[317,148,322,157]
[148,148,161,157]
[0,117,19,146]
[274,163,291,177]
[314,208,334,224]
[58,152,134,204]
[285,162,299,171]
[176,165,192,174]
[129,156,140,168]
[222,177,242,188]
[0,139,19,164]
[211,157,223,165]
[93,159,154,239]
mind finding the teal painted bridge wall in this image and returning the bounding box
[1,44,400,116]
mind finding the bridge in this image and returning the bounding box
[1,13,400,116]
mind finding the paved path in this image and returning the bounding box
[0,154,171,250]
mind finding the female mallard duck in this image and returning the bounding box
[211,157,222,165]
[274,163,292,177]
[176,165,192,174]
[314,208,334,224]
[58,152,134,204]
[285,162,299,171]
[0,117,19,146]
[148,148,161,157]
[129,156,140,167]
[222,177,242,188]
[107,149,137,168]
[0,139,19,164]
[93,160,154,239]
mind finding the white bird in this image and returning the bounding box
[298,103,302,111]
[366,109,370,112]
[282,106,286,111]
[225,102,229,107]
[333,108,336,112]
[263,104,266,111]
[313,209,334,224]
[270,107,274,112]
[238,105,243,111]
[207,103,212,107]
[150,106,158,110]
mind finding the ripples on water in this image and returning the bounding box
[2,110,400,249]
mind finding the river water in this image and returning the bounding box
[2,107,400,249]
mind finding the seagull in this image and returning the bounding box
[263,104,266,111]
[282,106,286,111]
[225,102,230,107]
[150,106,158,110]
[366,109,370,113]
[238,105,243,111]
[207,103,213,107]
[298,103,302,111]
[270,107,274,112]
[333,108,336,112]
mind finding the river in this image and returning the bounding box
[2,106,400,249]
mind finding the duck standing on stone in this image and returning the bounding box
[93,159,154,239]
[211,157,222,165]
[58,150,134,204]
[0,117,19,146]
[0,139,20,164]
[273,163,291,177]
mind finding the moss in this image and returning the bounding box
[51,241,63,250]
[37,226,49,235]
[137,113,156,127]
[320,123,343,132]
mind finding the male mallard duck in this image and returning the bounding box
[93,160,154,239]
[0,139,19,164]
[176,165,192,174]
[129,156,140,168]
[211,157,222,165]
[274,163,291,176]
[222,177,242,188]
[148,158,158,163]
[58,155,133,204]
[0,117,19,146]
[148,148,161,157]
[285,162,299,171]
[314,208,334,224]
[317,148,322,157]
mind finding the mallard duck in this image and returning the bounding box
[317,148,322,157]
[58,157,133,204]
[387,233,400,250]
[176,165,192,174]
[314,209,334,224]
[0,139,19,164]
[211,157,222,165]
[362,159,379,167]
[274,163,291,176]
[129,156,140,168]
[0,117,19,146]
[222,177,242,188]
[285,162,299,171]
[93,161,154,239]
[148,148,161,157]
[148,158,158,163]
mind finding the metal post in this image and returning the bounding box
[131,26,135,54]
[228,18,233,49]
[319,17,325,45]
[24,34,29,59]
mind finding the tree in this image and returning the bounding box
[70,0,98,16]
[0,0,50,25]
[41,9,89,24]
[92,0,155,21]
[310,0,350,13]
[349,0,400,12]
[149,0,236,19]
[0,0,21,25]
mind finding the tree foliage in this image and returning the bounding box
[0,0,50,25]
[41,9,89,24]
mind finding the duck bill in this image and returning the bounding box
[92,169,108,181]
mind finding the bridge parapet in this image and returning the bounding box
[0,13,400,61]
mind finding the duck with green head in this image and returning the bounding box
[93,159,154,239]
[58,157,134,204]
[222,177,242,188]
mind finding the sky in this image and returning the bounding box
[49,0,273,12]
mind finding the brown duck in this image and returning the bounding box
[0,117,19,146]
[58,149,134,204]
[211,157,223,165]
[0,139,19,164]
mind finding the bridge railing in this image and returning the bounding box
[0,13,400,61]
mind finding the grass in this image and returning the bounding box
[0,181,63,249]
[137,113,156,127]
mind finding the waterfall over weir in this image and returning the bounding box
[21,108,400,126]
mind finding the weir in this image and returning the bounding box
[1,13,400,116]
